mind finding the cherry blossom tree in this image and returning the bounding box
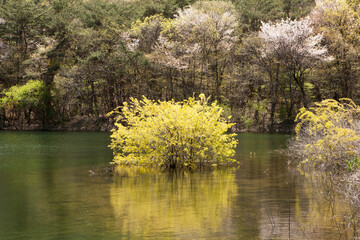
[147,1,238,101]
[259,17,331,117]
[175,1,238,84]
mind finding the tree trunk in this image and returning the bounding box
[90,81,99,116]
[0,107,5,129]
[269,63,280,132]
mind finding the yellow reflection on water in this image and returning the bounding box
[110,166,237,239]
[294,177,355,239]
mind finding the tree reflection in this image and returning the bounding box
[110,166,237,239]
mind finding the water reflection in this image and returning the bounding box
[291,175,356,239]
[232,134,351,239]
[110,166,237,239]
[0,132,116,240]
[0,132,356,239]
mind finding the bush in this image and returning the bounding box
[109,94,238,169]
[288,99,360,235]
[0,80,46,111]
[291,98,360,173]
[0,80,47,126]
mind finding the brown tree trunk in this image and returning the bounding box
[269,63,280,132]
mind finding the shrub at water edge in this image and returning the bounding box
[109,94,238,169]
[288,98,360,235]
[290,98,360,173]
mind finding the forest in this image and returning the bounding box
[0,0,359,132]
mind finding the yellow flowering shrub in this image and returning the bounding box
[109,94,238,169]
[294,98,360,173]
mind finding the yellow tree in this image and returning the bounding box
[109,94,237,169]
[292,98,360,173]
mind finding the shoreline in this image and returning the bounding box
[0,116,296,134]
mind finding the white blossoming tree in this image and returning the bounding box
[259,17,331,117]
[169,1,238,101]
[127,1,238,101]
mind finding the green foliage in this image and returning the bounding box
[0,80,46,111]
[1,0,359,134]
[239,99,268,129]
[240,115,253,129]
[130,14,165,52]
[234,0,315,31]
[346,157,360,172]
[0,0,50,43]
[294,98,360,173]
[281,0,316,19]
[0,0,54,85]
[311,0,360,99]
[109,94,238,169]
[234,0,282,31]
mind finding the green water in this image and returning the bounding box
[0,132,349,239]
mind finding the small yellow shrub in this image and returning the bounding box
[294,98,360,173]
[109,94,238,169]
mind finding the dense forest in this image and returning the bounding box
[0,0,359,131]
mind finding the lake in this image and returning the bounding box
[0,132,352,239]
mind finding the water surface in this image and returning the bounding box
[0,132,351,239]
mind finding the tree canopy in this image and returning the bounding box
[0,0,359,132]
